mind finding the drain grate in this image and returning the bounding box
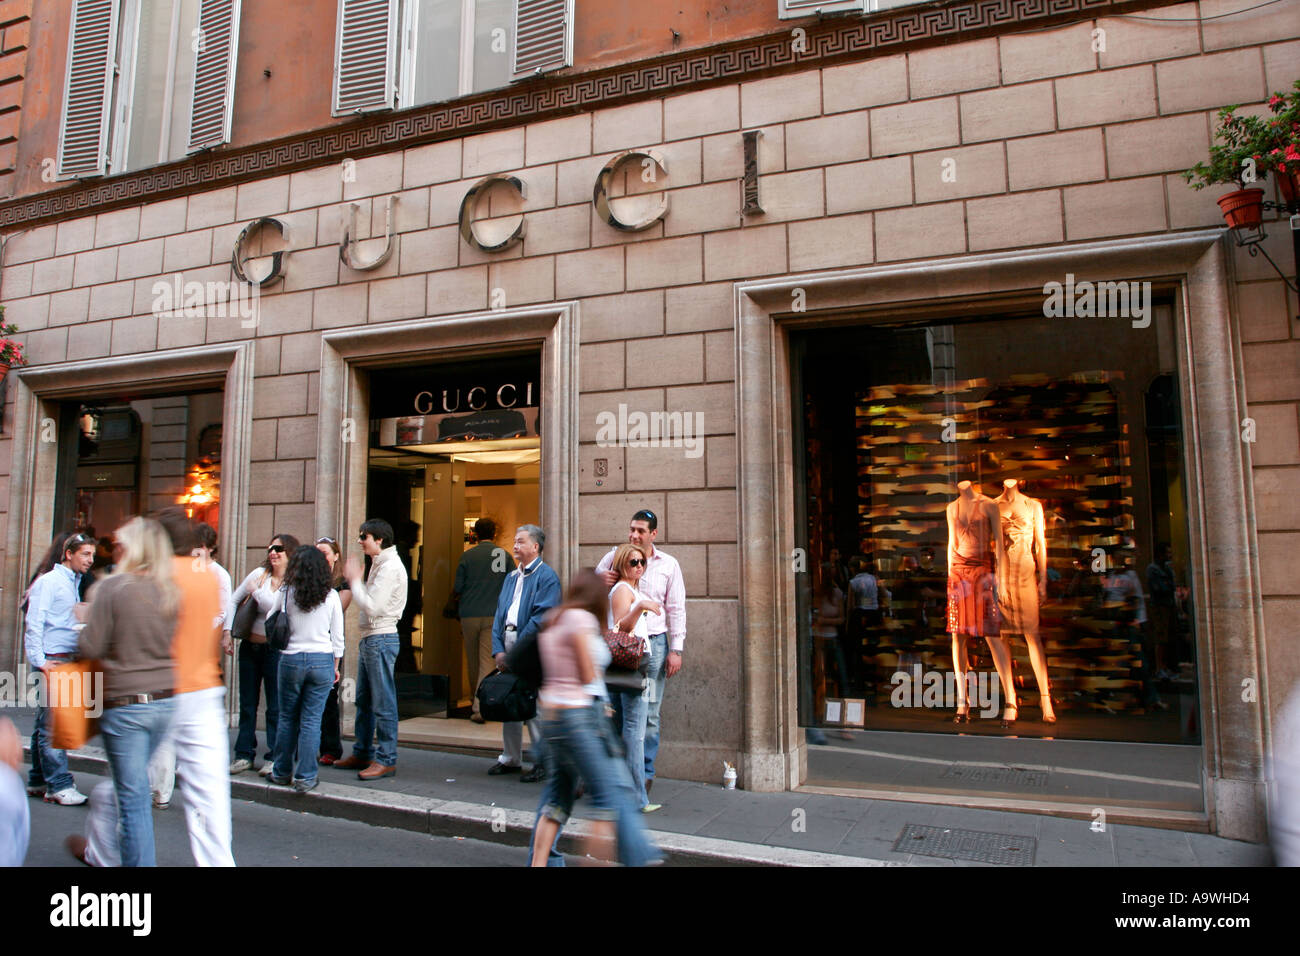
[894,824,1036,865]
[939,765,1050,788]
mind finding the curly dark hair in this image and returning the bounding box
[286,545,333,612]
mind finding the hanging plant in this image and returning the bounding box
[1183,80,1300,227]
[0,309,28,370]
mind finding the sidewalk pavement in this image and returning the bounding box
[16,711,1270,866]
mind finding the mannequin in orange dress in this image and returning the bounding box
[994,479,1056,725]
[946,481,1007,724]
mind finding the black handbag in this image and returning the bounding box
[230,571,267,641]
[604,665,647,697]
[264,587,292,651]
[476,670,537,722]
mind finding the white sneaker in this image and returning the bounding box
[258,760,276,777]
[44,787,88,806]
[229,758,252,774]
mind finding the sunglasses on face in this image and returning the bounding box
[358,534,372,542]
[267,545,286,554]
[628,558,646,567]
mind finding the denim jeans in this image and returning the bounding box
[28,703,74,793]
[235,641,280,761]
[608,686,649,808]
[99,697,176,867]
[643,632,669,783]
[352,634,399,766]
[274,652,335,784]
[533,700,660,867]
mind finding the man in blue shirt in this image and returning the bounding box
[25,532,96,805]
[489,524,560,783]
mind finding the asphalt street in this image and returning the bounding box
[22,771,533,867]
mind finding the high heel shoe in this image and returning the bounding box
[1000,704,1018,728]
[953,706,970,725]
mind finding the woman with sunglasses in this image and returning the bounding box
[606,543,663,813]
[314,537,352,765]
[224,533,300,776]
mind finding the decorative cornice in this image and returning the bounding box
[0,0,1186,231]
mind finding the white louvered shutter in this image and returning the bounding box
[512,0,571,79]
[188,0,241,151]
[333,0,398,115]
[778,0,865,18]
[58,0,119,177]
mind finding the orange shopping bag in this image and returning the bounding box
[46,659,101,750]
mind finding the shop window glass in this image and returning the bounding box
[793,304,1200,747]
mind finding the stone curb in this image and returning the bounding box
[34,745,894,867]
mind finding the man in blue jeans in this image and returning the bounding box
[335,519,408,781]
[24,532,96,806]
[597,509,686,811]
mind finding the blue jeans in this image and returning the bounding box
[274,652,335,784]
[235,641,280,761]
[352,634,399,766]
[643,632,669,783]
[99,698,176,867]
[29,703,74,793]
[608,685,649,808]
[533,700,660,867]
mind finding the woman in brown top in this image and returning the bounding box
[78,516,179,867]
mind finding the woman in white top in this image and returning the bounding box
[606,543,663,812]
[224,533,299,776]
[255,545,344,794]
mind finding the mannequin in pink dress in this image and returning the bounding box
[946,481,1007,724]
[994,478,1056,725]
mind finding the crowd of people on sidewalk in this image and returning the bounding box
[12,503,687,867]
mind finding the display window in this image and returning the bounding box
[793,303,1200,748]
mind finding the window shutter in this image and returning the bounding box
[58,0,119,177]
[777,0,865,19]
[333,0,398,115]
[512,0,572,79]
[188,0,241,152]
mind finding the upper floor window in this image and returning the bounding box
[58,0,241,178]
[334,0,571,115]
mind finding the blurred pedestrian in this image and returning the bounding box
[224,533,299,775]
[529,570,660,867]
[262,545,345,793]
[141,507,235,865]
[0,717,28,866]
[77,516,179,867]
[453,518,513,723]
[24,531,96,805]
[314,536,352,765]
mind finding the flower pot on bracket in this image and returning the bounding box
[1216,188,1265,229]
[1277,171,1300,208]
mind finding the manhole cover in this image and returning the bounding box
[939,765,1050,788]
[893,824,1036,865]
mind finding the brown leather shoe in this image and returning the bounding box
[358,762,396,780]
[65,834,91,866]
[333,755,370,770]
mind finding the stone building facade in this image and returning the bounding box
[0,0,1297,842]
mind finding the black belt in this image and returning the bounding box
[103,690,174,710]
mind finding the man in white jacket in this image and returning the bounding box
[335,519,408,781]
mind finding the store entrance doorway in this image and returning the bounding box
[364,355,540,727]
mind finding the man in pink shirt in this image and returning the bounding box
[597,509,686,804]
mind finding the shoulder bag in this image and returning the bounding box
[476,670,537,722]
[230,570,267,642]
[264,586,292,651]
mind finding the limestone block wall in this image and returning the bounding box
[0,1,1297,783]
